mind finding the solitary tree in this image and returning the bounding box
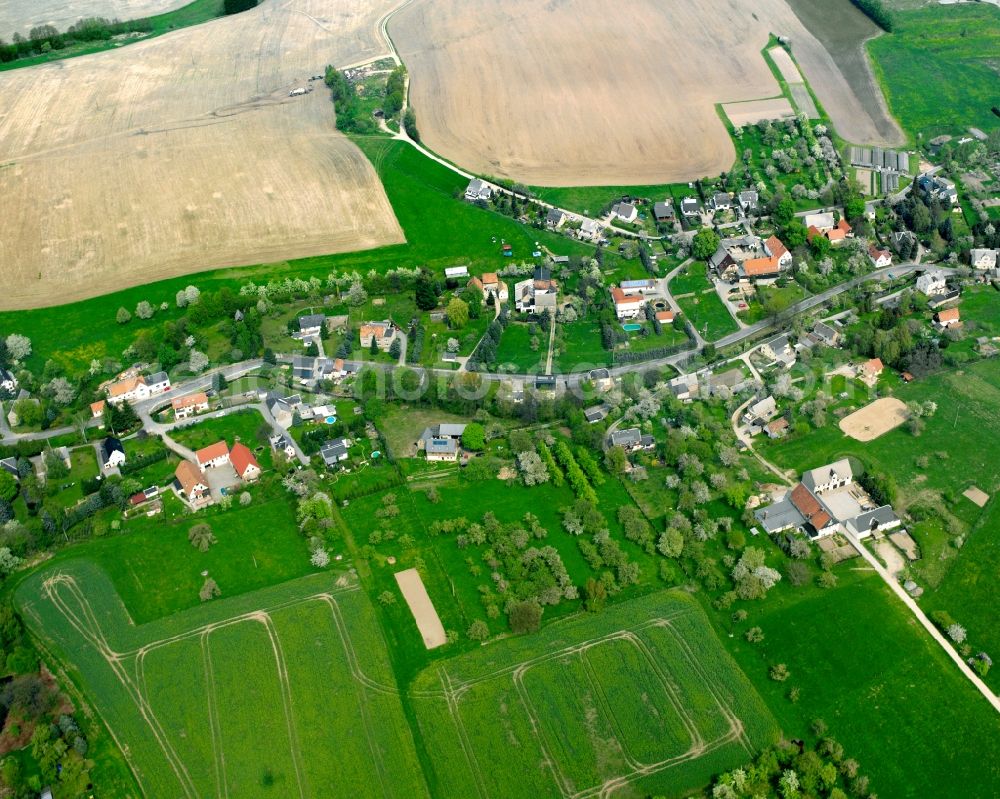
[691,228,721,260]
[446,297,469,329]
[461,423,486,452]
[199,578,221,602]
[188,523,217,552]
[116,307,132,324]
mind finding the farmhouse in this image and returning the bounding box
[970,248,999,270]
[916,270,948,297]
[935,307,961,329]
[196,441,230,469]
[867,244,892,268]
[803,211,835,231]
[514,268,558,313]
[738,236,791,282]
[469,272,509,303]
[360,321,397,351]
[100,437,126,470]
[653,201,675,222]
[175,460,210,506]
[320,438,350,467]
[807,218,852,244]
[464,178,493,202]
[419,423,466,462]
[172,392,209,420]
[755,458,901,540]
[229,442,261,482]
[610,202,638,223]
[106,371,171,406]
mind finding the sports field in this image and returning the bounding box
[410,592,778,798]
[16,561,429,799]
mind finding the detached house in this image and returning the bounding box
[916,270,948,297]
[229,443,261,482]
[935,307,961,329]
[320,438,351,467]
[360,321,397,351]
[106,371,171,406]
[468,272,509,304]
[653,201,675,223]
[419,424,465,462]
[172,392,209,420]
[868,244,893,268]
[0,369,17,394]
[175,460,210,505]
[546,208,566,229]
[610,202,637,224]
[100,437,126,470]
[464,178,493,203]
[970,248,999,271]
[861,358,884,382]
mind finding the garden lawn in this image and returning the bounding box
[171,408,273,468]
[527,184,687,218]
[668,261,710,296]
[493,322,545,372]
[555,318,611,370]
[867,5,1000,139]
[46,446,100,510]
[676,289,739,340]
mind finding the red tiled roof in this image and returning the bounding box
[172,391,208,410]
[655,310,675,322]
[765,235,788,259]
[863,358,884,375]
[807,225,822,241]
[175,460,208,495]
[611,287,643,306]
[743,256,781,276]
[229,442,260,478]
[195,440,229,465]
[937,307,960,323]
[790,483,831,530]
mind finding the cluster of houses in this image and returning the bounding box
[709,234,792,283]
[609,279,675,323]
[803,212,853,245]
[91,368,172,418]
[173,440,261,509]
[291,356,357,387]
[467,272,509,304]
[514,267,559,314]
[917,173,958,205]
[755,459,901,542]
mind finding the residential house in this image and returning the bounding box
[743,396,777,427]
[297,314,325,337]
[580,218,601,241]
[861,358,884,382]
[514,268,558,313]
[360,320,397,351]
[655,310,675,324]
[610,202,637,224]
[709,245,738,276]
[6,398,39,428]
[464,178,492,202]
[669,374,699,401]
[711,192,732,212]
[868,244,892,268]
[802,459,854,493]
[845,505,902,539]
[680,197,702,218]
[611,287,646,320]
[761,335,795,368]
[584,405,608,424]
[764,417,789,439]
[738,235,791,282]
[707,368,748,396]
[738,190,759,214]
[106,372,171,406]
[269,433,297,460]
[811,321,841,348]
[320,438,350,467]
[266,392,301,428]
[175,460,210,505]
[90,400,106,419]
[229,442,261,482]
[100,437,126,470]
[479,272,509,303]
[588,368,614,392]
[609,427,641,450]
[419,423,466,462]
[196,441,231,469]
[445,265,469,280]
[0,458,18,480]
[935,307,961,329]
[653,201,675,223]
[172,392,209,420]
[917,173,958,205]
[803,211,835,231]
[544,208,567,229]
[970,248,999,270]
[891,230,917,254]
[0,369,17,394]
[916,270,948,297]
[808,218,852,244]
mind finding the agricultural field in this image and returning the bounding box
[867,4,1000,139]
[0,0,404,309]
[393,0,901,187]
[410,591,779,798]
[0,0,188,38]
[15,562,429,799]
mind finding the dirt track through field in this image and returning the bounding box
[0,0,404,310]
[392,0,903,186]
[0,0,187,38]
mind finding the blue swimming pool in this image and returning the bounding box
[622,323,642,332]
[324,416,337,424]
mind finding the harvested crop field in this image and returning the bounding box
[722,97,795,127]
[393,0,902,186]
[839,397,910,441]
[0,0,187,38]
[0,0,404,310]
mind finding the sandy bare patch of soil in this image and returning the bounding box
[394,568,446,649]
[963,486,990,508]
[722,98,796,127]
[769,47,803,83]
[393,0,902,186]
[0,0,188,38]
[0,0,403,309]
[839,397,909,441]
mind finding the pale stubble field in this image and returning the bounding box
[393,0,904,186]
[0,0,404,309]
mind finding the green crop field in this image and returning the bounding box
[15,562,429,799]
[868,5,1000,139]
[675,290,739,341]
[409,591,779,798]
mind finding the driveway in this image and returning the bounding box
[204,464,242,500]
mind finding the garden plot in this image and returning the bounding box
[16,562,429,799]
[0,0,403,309]
[721,97,796,126]
[410,592,777,799]
[838,397,909,441]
